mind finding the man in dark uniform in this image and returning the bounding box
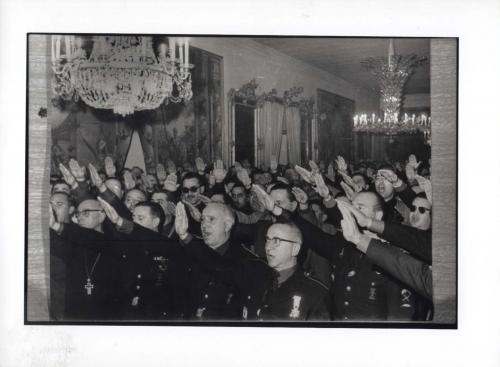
[258,222,330,321]
[175,202,275,320]
[252,182,418,321]
[97,198,188,320]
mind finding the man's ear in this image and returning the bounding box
[200,186,205,194]
[69,206,75,215]
[98,210,106,223]
[291,242,301,257]
[223,218,234,233]
[290,201,298,212]
[374,210,384,221]
[152,217,160,228]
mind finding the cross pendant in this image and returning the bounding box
[84,278,94,296]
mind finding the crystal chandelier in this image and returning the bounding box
[51,35,193,116]
[353,39,430,143]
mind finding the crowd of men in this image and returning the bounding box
[48,153,433,322]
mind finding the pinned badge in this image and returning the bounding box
[289,295,302,319]
[196,307,206,318]
[401,289,412,307]
[242,306,248,320]
[131,296,140,306]
[347,270,356,277]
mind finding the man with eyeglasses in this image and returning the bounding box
[258,222,330,320]
[268,184,419,321]
[175,201,274,320]
[49,198,121,320]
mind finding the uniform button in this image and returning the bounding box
[248,295,252,300]
[344,301,349,306]
[137,274,142,279]
[208,281,213,286]
[136,285,141,290]
[344,316,348,320]
[204,294,209,299]
[347,270,356,277]
[122,254,127,258]
[371,282,376,286]
[346,286,351,291]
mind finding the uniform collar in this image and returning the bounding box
[213,239,231,256]
[277,265,298,285]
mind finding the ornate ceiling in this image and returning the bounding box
[252,37,430,94]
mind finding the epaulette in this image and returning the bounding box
[303,272,329,290]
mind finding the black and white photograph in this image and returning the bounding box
[2,0,500,366]
[26,34,455,325]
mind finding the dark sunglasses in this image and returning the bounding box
[181,186,200,193]
[410,205,431,214]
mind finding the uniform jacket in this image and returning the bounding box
[366,239,433,301]
[289,212,418,321]
[182,238,275,321]
[258,267,330,321]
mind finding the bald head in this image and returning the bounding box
[105,178,123,199]
[200,202,235,248]
[352,191,384,220]
[76,199,105,231]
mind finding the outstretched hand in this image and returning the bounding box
[236,167,252,188]
[377,169,400,186]
[291,186,308,205]
[49,203,58,230]
[338,203,361,245]
[337,200,371,228]
[252,184,279,214]
[97,197,121,225]
[123,170,136,190]
[88,163,105,191]
[294,165,314,185]
[270,155,278,172]
[213,159,227,182]
[336,155,348,172]
[175,202,189,238]
[182,200,202,222]
[340,181,355,201]
[313,173,330,199]
[309,160,320,174]
[156,163,167,183]
[104,156,116,177]
[326,162,336,182]
[166,159,177,175]
[164,173,179,192]
[59,163,77,188]
[408,154,421,170]
[69,159,86,182]
[415,174,432,204]
[195,157,206,173]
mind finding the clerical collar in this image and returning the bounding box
[277,265,297,285]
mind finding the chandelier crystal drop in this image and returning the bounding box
[353,39,430,144]
[51,35,193,116]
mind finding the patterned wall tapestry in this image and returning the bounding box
[316,89,355,163]
[50,46,223,174]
